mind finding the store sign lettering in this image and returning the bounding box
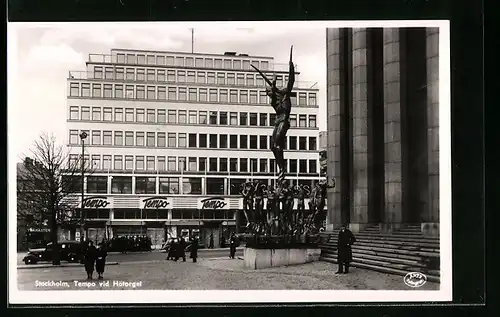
[82,196,110,208]
[200,197,227,210]
[142,197,170,209]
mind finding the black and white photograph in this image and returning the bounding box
[8,20,451,304]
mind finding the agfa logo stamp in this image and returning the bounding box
[403,272,427,288]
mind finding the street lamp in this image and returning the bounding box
[79,131,88,243]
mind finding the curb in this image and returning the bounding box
[17,262,119,270]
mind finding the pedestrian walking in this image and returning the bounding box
[190,237,199,263]
[167,238,177,260]
[83,240,97,280]
[95,242,108,280]
[209,233,214,249]
[176,237,186,262]
[229,233,237,259]
[336,224,356,274]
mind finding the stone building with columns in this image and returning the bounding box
[325,27,439,236]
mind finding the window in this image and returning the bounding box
[147,55,155,65]
[136,177,156,194]
[219,112,228,125]
[126,68,135,80]
[246,74,254,86]
[103,155,111,170]
[299,114,307,127]
[260,159,268,173]
[217,72,225,85]
[220,89,228,102]
[136,108,145,122]
[115,131,124,146]
[309,115,317,128]
[227,73,235,85]
[195,58,203,67]
[188,88,197,101]
[158,86,166,99]
[240,90,248,103]
[233,60,241,69]
[168,133,176,147]
[209,134,218,148]
[147,86,155,99]
[168,157,176,171]
[276,75,283,88]
[199,111,207,124]
[103,84,112,98]
[219,158,228,172]
[308,93,317,106]
[115,67,124,80]
[167,70,175,82]
[103,131,112,145]
[291,94,297,105]
[81,83,90,97]
[112,176,132,194]
[94,67,103,79]
[209,111,217,125]
[147,132,155,147]
[136,132,145,146]
[209,158,218,172]
[136,85,145,99]
[92,84,101,98]
[178,157,187,171]
[137,55,146,64]
[309,160,317,174]
[240,112,247,126]
[92,130,101,145]
[207,72,215,84]
[146,109,155,123]
[259,113,267,126]
[157,55,165,65]
[213,59,222,68]
[237,74,245,85]
[117,53,126,63]
[125,131,133,146]
[299,92,307,105]
[230,135,238,148]
[243,60,250,70]
[270,113,276,126]
[240,158,248,172]
[289,159,298,173]
[309,137,317,150]
[178,87,187,101]
[70,106,79,120]
[257,77,264,87]
[157,132,166,147]
[166,56,174,66]
[125,108,134,122]
[137,68,145,81]
[157,156,166,171]
[160,177,179,194]
[81,107,90,120]
[260,136,267,149]
[259,90,267,104]
[229,89,238,103]
[189,111,197,124]
[197,71,205,84]
[229,158,238,172]
[187,71,195,83]
[135,156,145,170]
[248,90,257,104]
[114,155,123,170]
[299,136,307,150]
[91,155,101,170]
[70,83,79,96]
[240,135,248,149]
[103,107,112,121]
[178,133,187,147]
[168,110,176,123]
[188,157,197,171]
[199,157,207,172]
[183,178,202,194]
[205,58,213,68]
[299,159,308,173]
[289,136,297,150]
[115,84,123,98]
[219,135,228,148]
[290,114,297,127]
[250,135,258,149]
[178,110,187,124]
[157,69,165,82]
[168,87,176,100]
[209,89,218,102]
[178,71,185,82]
[87,176,107,194]
[125,156,133,170]
[261,61,269,70]
[249,113,258,126]
[199,134,207,148]
[185,57,194,67]
[69,130,79,144]
[158,109,166,123]
[146,69,155,82]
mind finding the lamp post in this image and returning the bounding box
[79,131,88,243]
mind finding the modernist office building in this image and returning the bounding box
[65,48,322,247]
[325,28,439,236]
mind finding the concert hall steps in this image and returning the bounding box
[319,224,440,283]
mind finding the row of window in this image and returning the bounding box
[68,83,317,106]
[74,209,236,221]
[69,154,319,174]
[87,67,290,88]
[111,52,272,71]
[70,130,318,151]
[68,106,317,128]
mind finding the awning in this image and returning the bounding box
[166,220,202,226]
[109,221,145,226]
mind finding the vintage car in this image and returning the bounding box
[23,241,83,264]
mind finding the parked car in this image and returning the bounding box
[23,241,83,265]
[161,238,205,253]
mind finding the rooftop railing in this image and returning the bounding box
[67,70,319,90]
[87,53,298,73]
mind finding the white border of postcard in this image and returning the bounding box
[8,20,452,304]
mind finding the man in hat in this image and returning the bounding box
[336,223,356,274]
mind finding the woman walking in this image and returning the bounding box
[95,242,108,279]
[83,240,97,280]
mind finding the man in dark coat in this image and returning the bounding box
[176,237,186,262]
[190,237,198,263]
[167,238,177,260]
[229,233,237,259]
[336,224,356,274]
[209,233,214,249]
[83,240,97,280]
[95,242,108,279]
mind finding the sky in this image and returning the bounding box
[8,22,327,160]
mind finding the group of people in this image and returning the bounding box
[240,178,335,236]
[82,240,108,280]
[107,236,152,253]
[165,236,196,262]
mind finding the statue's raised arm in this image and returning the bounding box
[286,46,295,94]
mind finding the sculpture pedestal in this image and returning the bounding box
[243,247,321,269]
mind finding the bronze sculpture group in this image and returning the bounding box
[241,45,335,241]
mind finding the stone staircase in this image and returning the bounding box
[319,224,440,283]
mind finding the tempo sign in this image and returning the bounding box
[198,197,229,210]
[80,196,113,209]
[141,197,172,209]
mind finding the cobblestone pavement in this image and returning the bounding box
[17,258,439,291]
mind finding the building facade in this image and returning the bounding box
[325,28,439,236]
[65,48,322,248]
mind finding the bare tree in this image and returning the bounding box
[17,133,93,265]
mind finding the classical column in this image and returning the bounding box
[325,28,342,230]
[350,28,370,233]
[382,28,403,232]
[424,27,440,236]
